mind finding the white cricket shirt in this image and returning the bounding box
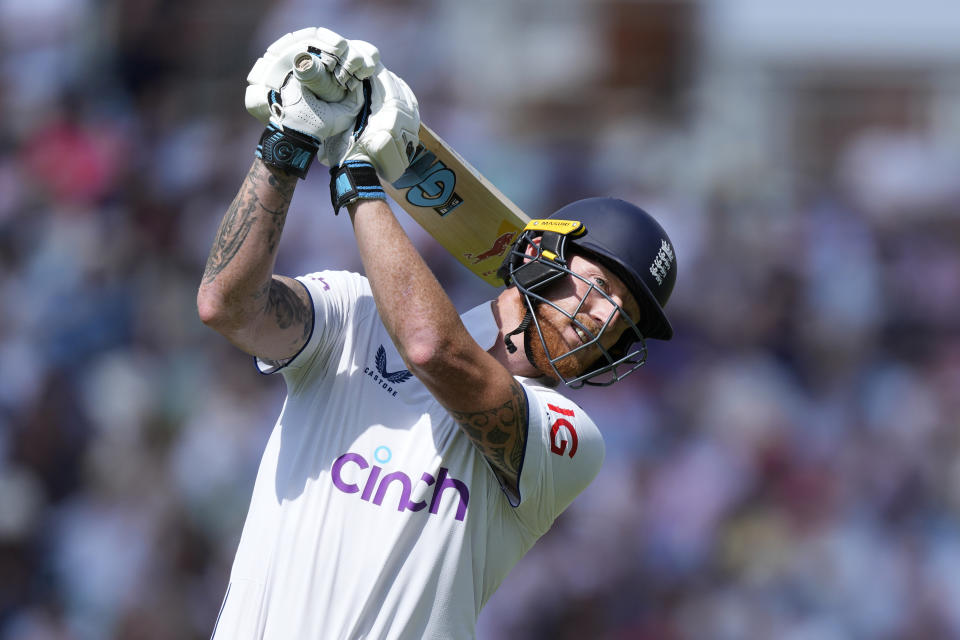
[211,270,605,640]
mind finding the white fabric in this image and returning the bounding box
[212,271,604,640]
[246,27,378,122]
[244,28,375,155]
[256,71,364,148]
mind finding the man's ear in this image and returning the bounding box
[523,236,543,259]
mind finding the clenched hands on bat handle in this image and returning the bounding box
[243,26,419,184]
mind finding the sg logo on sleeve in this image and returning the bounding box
[547,403,579,458]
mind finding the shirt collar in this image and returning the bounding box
[461,300,500,351]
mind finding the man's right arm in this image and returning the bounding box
[196,158,312,361]
[198,27,386,361]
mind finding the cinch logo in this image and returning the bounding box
[364,345,413,397]
[391,146,463,216]
[649,239,675,286]
[331,452,470,522]
[547,403,579,458]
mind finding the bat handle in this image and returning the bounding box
[293,51,347,102]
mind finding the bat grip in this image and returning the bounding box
[293,51,347,102]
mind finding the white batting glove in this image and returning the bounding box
[245,28,382,178]
[324,62,420,183]
[259,70,363,148]
[245,27,378,125]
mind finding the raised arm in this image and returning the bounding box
[197,28,380,360]
[197,160,311,360]
[302,37,528,490]
[347,199,528,493]
[314,40,528,492]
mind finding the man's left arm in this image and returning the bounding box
[279,30,529,494]
[347,198,530,493]
[288,38,530,493]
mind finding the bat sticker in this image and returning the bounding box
[463,231,517,265]
[392,146,463,216]
[381,124,531,287]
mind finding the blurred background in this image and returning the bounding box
[2,0,959,638]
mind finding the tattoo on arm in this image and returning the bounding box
[202,183,257,284]
[267,279,312,344]
[449,380,528,487]
[202,162,296,284]
[261,171,296,252]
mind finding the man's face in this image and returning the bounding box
[525,254,641,381]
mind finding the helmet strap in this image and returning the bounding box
[503,308,532,354]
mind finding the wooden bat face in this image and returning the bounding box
[381,125,531,287]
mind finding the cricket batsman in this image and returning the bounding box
[197,27,677,639]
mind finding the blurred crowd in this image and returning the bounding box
[2,1,959,639]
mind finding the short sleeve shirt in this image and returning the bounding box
[212,271,605,640]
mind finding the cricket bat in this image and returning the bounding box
[382,125,530,286]
[293,51,530,287]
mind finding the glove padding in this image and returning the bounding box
[324,62,420,183]
[246,28,378,147]
[260,70,363,150]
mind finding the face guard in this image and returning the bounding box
[497,219,648,388]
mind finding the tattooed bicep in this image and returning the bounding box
[448,379,528,490]
[263,276,313,355]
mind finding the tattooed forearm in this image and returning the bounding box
[197,160,311,359]
[203,183,257,283]
[449,380,528,483]
[202,162,296,284]
[261,170,296,253]
[265,169,296,207]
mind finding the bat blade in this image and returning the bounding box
[382,124,530,287]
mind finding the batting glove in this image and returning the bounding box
[325,61,420,184]
[245,28,378,178]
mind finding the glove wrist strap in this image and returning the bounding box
[329,161,386,215]
[257,124,319,179]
